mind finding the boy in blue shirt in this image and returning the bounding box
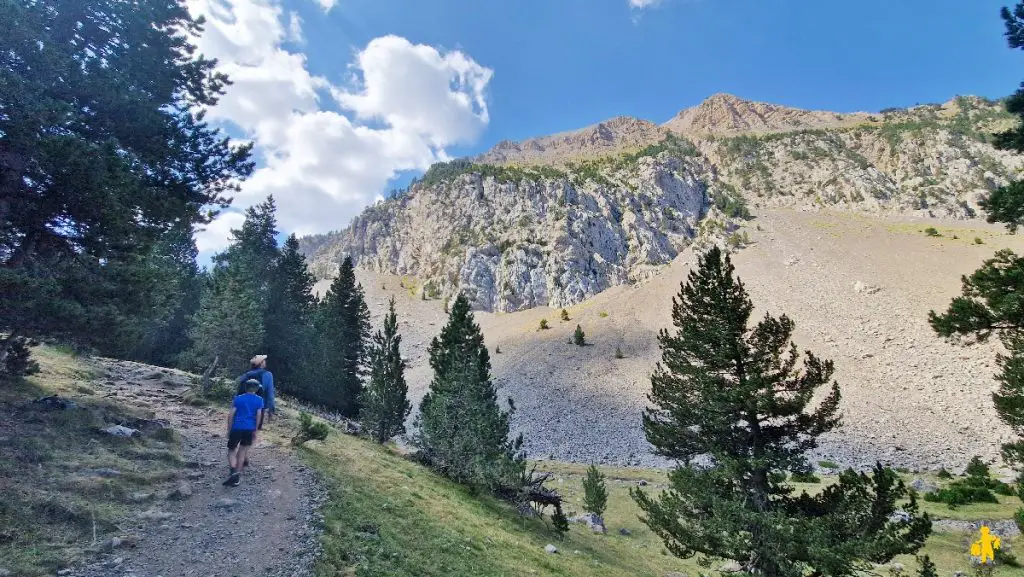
[223,379,264,487]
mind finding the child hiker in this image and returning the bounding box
[224,378,264,487]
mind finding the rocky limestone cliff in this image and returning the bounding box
[299,95,1023,311]
[475,116,668,166]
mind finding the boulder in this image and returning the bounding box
[569,512,606,534]
[168,482,193,501]
[618,528,632,536]
[32,395,77,410]
[909,478,938,494]
[544,544,559,554]
[99,424,140,438]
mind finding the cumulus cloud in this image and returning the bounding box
[183,0,493,254]
[312,0,336,12]
[287,11,304,45]
[195,211,245,253]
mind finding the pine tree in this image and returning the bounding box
[979,3,1024,229]
[215,196,281,308]
[315,257,371,415]
[551,505,570,539]
[264,235,317,397]
[416,293,525,491]
[632,246,930,577]
[186,271,264,374]
[360,297,412,443]
[560,309,570,321]
[573,325,586,346]
[0,0,252,363]
[582,464,608,517]
[916,555,938,577]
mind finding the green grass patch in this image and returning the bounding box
[0,345,183,576]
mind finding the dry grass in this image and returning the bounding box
[0,345,183,576]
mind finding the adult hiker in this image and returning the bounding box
[223,378,264,487]
[236,355,275,468]
[237,354,276,427]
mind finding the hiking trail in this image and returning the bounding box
[68,358,324,577]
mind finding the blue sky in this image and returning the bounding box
[299,0,1022,157]
[188,0,1023,255]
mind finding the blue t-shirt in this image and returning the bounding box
[231,393,265,431]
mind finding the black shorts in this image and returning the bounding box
[227,429,255,450]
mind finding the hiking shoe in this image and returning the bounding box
[223,472,240,487]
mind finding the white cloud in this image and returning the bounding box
[183,0,493,254]
[313,0,336,12]
[333,35,492,147]
[629,0,661,7]
[195,211,245,253]
[287,11,304,45]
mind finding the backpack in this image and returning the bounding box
[237,369,266,400]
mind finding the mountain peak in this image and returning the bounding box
[664,94,867,135]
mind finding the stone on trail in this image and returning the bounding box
[168,482,193,501]
[544,544,559,554]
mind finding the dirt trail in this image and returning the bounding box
[69,359,323,577]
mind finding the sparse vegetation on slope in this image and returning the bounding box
[0,346,182,576]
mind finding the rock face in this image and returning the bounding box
[302,154,721,312]
[664,93,870,136]
[299,95,1023,312]
[476,116,669,166]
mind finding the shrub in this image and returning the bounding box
[599,311,608,318]
[922,457,1008,508]
[936,468,953,479]
[952,234,959,240]
[818,460,840,469]
[923,227,941,237]
[293,412,330,446]
[538,319,549,330]
[573,325,586,346]
[1015,507,1024,532]
[560,309,570,322]
[615,347,625,359]
[582,464,609,516]
[495,345,502,354]
[551,505,570,539]
[790,471,821,483]
[975,237,985,245]
[915,555,938,577]
[3,337,41,376]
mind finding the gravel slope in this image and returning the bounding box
[322,209,1024,474]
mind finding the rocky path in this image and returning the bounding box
[69,359,323,577]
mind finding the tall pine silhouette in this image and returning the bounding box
[360,297,411,443]
[265,234,317,397]
[315,257,370,416]
[633,246,929,577]
[416,293,524,491]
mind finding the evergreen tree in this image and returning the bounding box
[131,223,204,367]
[582,464,608,517]
[979,3,1024,229]
[264,234,317,396]
[185,271,264,374]
[360,297,412,443]
[416,293,525,492]
[632,246,929,577]
[0,0,252,361]
[315,257,371,415]
[215,196,281,308]
[573,325,586,346]
[916,555,938,577]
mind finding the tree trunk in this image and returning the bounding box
[201,355,219,393]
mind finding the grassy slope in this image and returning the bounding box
[8,346,1024,576]
[0,346,182,576]
[296,419,1024,577]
